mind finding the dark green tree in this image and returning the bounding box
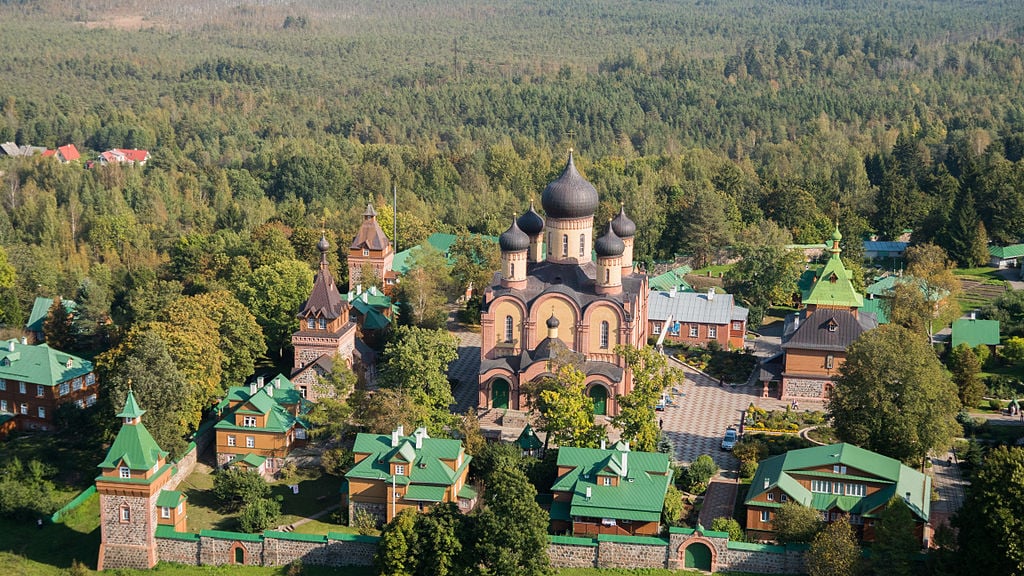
[953,446,1024,576]
[377,326,459,433]
[947,343,985,408]
[869,497,920,576]
[944,189,988,267]
[42,295,75,350]
[213,468,271,512]
[772,501,821,544]
[805,515,861,576]
[469,464,552,576]
[724,243,803,326]
[375,509,419,576]
[829,324,961,464]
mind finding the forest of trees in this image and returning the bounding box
[0,0,1022,358]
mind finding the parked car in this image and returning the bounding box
[721,427,738,451]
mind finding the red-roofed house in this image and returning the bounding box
[57,144,81,162]
[99,148,150,166]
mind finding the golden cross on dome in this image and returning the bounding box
[566,128,576,152]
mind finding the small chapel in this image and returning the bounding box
[478,151,649,417]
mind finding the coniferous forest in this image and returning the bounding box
[0,0,1022,339]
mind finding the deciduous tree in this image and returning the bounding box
[805,515,860,576]
[613,345,681,452]
[377,326,459,433]
[395,244,450,329]
[829,324,961,464]
[953,446,1024,576]
[234,259,314,358]
[772,501,821,544]
[305,358,358,440]
[535,365,606,449]
[724,243,803,327]
[469,464,552,576]
[166,291,265,387]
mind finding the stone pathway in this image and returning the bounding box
[699,479,739,528]
[928,450,967,532]
[447,324,482,415]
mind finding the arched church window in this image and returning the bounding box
[605,269,610,283]
[510,262,515,278]
[504,316,514,343]
[600,321,610,349]
[579,234,585,257]
[562,234,568,257]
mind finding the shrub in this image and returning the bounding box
[988,398,1004,411]
[353,507,378,534]
[213,468,270,512]
[321,448,354,477]
[238,497,281,532]
[685,455,719,494]
[711,516,743,541]
[277,461,299,483]
[739,459,758,479]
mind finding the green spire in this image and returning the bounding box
[116,390,146,420]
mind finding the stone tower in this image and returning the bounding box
[348,203,394,287]
[96,391,173,570]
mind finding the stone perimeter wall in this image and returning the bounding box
[153,531,800,574]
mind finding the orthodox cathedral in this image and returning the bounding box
[478,152,649,417]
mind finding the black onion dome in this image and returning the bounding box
[546,313,559,329]
[499,217,530,252]
[611,205,636,238]
[317,234,330,253]
[517,202,545,236]
[595,223,625,257]
[541,151,599,220]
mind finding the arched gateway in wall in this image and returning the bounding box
[677,537,717,572]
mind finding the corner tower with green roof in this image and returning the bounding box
[779,226,878,400]
[96,391,175,570]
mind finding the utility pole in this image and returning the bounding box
[392,184,398,253]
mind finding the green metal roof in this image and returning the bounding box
[117,391,146,419]
[552,446,671,523]
[648,266,693,292]
[859,298,888,324]
[989,244,1024,260]
[516,424,543,451]
[155,525,199,541]
[229,453,267,468]
[25,297,76,333]
[215,375,308,434]
[346,430,469,490]
[951,318,1000,348]
[403,484,447,502]
[99,395,168,472]
[865,275,901,296]
[0,339,93,387]
[745,443,930,522]
[156,490,185,508]
[392,233,498,274]
[801,250,863,308]
[457,484,477,500]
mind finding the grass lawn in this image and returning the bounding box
[555,570,776,576]
[953,267,1002,279]
[0,492,100,571]
[179,465,343,533]
[0,430,106,490]
[0,552,368,576]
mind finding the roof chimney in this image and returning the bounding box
[391,429,399,447]
[585,486,592,500]
[275,378,281,389]
[7,340,13,352]
[20,336,27,345]
[600,439,606,450]
[396,424,405,437]
[257,376,265,388]
[764,477,770,489]
[357,284,363,295]
[707,288,715,301]
[249,382,257,395]
[414,427,428,449]
[362,292,369,303]
[669,286,677,298]
[620,452,628,477]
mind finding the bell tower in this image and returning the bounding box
[96,391,172,570]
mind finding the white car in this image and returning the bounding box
[721,428,738,451]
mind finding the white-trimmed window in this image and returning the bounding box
[86,394,97,407]
[826,355,835,370]
[362,248,369,256]
[177,503,183,514]
[19,403,27,415]
[767,492,774,501]
[600,321,610,349]
[833,465,847,474]
[509,262,515,278]
[318,318,326,330]
[307,318,315,330]
[0,400,6,412]
[845,483,865,497]
[119,467,130,479]
[504,316,514,343]
[811,480,828,493]
[832,482,843,494]
[59,382,69,396]
[0,379,5,390]
[579,234,586,257]
[653,323,661,335]
[19,382,26,394]
[243,416,257,427]
[37,407,45,418]
[36,385,44,397]
[689,325,698,338]
[733,321,742,331]
[395,465,405,476]
[780,494,788,502]
[760,510,770,522]
[603,477,612,486]
[72,377,83,390]
[245,436,255,448]
[86,373,95,386]
[120,505,131,522]
[708,326,717,338]
[227,435,236,447]
[161,507,170,519]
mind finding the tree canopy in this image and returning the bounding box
[829,324,961,464]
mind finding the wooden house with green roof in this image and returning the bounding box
[776,228,878,400]
[213,374,310,477]
[96,391,181,570]
[550,441,671,537]
[345,426,476,525]
[951,316,1000,350]
[0,337,97,432]
[744,443,931,545]
[988,243,1024,269]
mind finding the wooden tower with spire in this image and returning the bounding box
[96,390,173,570]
